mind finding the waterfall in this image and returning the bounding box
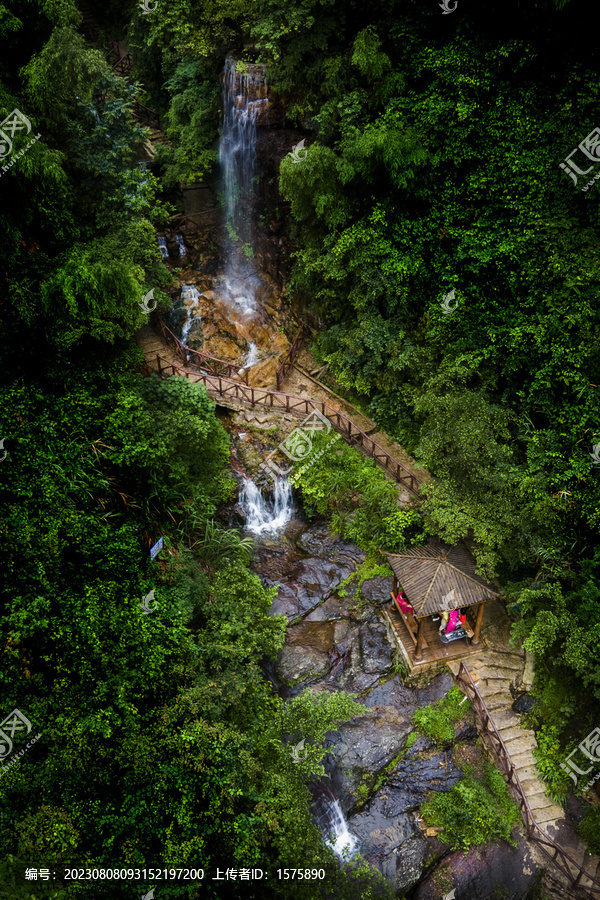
[244,342,259,368]
[175,233,186,257]
[219,57,268,315]
[180,284,200,345]
[157,236,169,259]
[241,478,293,535]
[312,785,358,861]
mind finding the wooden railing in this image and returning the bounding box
[457,663,600,899]
[276,323,306,390]
[111,52,133,77]
[155,317,250,385]
[154,354,421,497]
[133,102,161,131]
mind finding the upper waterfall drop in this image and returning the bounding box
[219,57,268,241]
[218,57,268,315]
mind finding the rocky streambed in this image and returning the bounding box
[243,511,539,900]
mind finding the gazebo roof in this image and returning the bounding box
[384,538,501,617]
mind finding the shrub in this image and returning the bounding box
[421,764,520,851]
[579,806,600,855]
[413,686,468,744]
[290,432,425,554]
[532,725,571,805]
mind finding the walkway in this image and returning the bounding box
[447,605,600,898]
[135,323,424,502]
[281,340,429,489]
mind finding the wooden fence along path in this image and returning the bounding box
[136,322,422,498]
[457,662,600,899]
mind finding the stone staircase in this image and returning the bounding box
[448,648,600,896]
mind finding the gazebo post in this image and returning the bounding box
[414,618,425,660]
[471,602,485,645]
[392,573,398,595]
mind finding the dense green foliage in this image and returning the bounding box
[120,0,600,812]
[412,685,468,745]
[0,3,387,897]
[421,764,520,851]
[290,431,425,553]
[3,0,600,890]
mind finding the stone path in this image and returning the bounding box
[281,342,430,487]
[135,323,427,502]
[447,604,600,896]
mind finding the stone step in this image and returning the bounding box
[583,854,600,878]
[519,777,542,795]
[476,681,512,701]
[581,872,600,891]
[501,728,537,750]
[526,791,557,812]
[473,650,525,677]
[511,748,537,769]
[490,708,521,729]
[535,805,564,825]
[483,692,513,711]
[474,667,520,683]
[479,651,525,670]
[496,724,529,743]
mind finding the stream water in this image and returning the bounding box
[312,784,358,860]
[240,477,293,535]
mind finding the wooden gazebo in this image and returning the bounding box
[384,539,501,661]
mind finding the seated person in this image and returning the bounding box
[439,608,468,642]
[392,589,414,617]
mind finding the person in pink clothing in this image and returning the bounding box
[392,589,414,617]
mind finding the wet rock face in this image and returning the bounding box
[512,693,536,715]
[413,832,537,900]
[326,708,415,808]
[248,520,528,896]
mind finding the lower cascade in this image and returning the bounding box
[312,785,358,860]
[241,478,293,535]
[244,342,259,368]
[179,284,200,345]
[175,233,186,257]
